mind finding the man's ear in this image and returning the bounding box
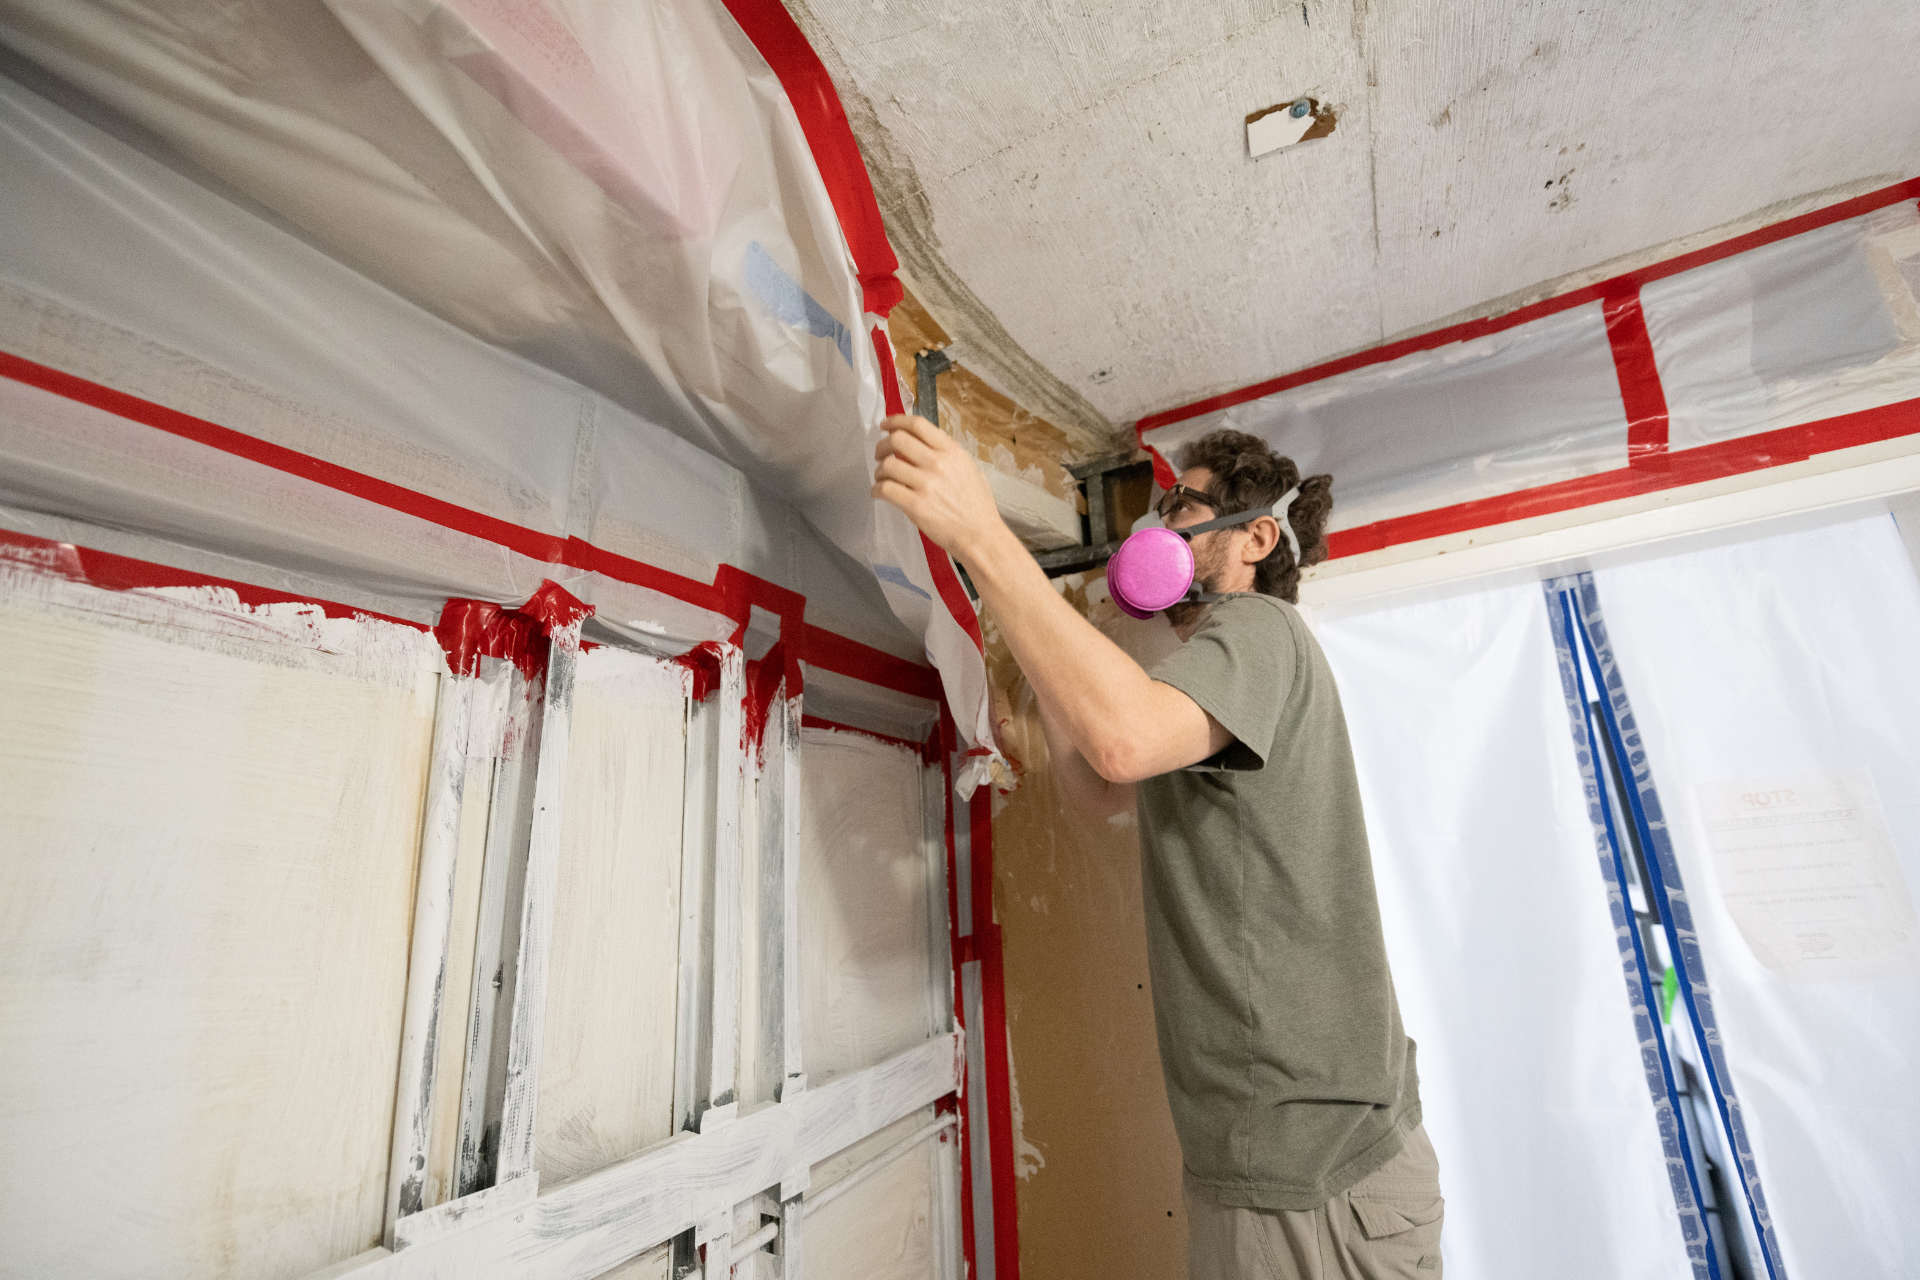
[1240,515,1281,564]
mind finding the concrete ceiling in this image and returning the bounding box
[790,0,1920,453]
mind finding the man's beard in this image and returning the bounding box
[1164,533,1233,630]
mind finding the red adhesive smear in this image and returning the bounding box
[1603,288,1671,469]
[434,579,594,680]
[1328,395,1920,557]
[673,640,728,703]
[434,599,547,680]
[742,637,788,759]
[0,351,958,702]
[522,578,593,634]
[1136,180,1920,437]
[0,526,430,630]
[968,784,1023,1280]
[721,0,904,317]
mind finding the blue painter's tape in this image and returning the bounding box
[872,563,931,600]
[744,241,854,367]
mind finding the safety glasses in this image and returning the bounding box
[1155,484,1218,523]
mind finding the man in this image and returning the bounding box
[873,417,1441,1279]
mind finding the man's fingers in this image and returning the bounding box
[872,455,924,489]
[885,413,954,453]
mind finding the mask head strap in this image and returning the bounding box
[1161,486,1304,563]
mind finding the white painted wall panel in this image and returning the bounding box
[798,730,935,1082]
[535,645,689,1184]
[806,1112,943,1280]
[0,597,436,1279]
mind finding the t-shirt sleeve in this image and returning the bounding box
[1146,595,1296,772]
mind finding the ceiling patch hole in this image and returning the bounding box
[1090,368,1114,385]
[1246,97,1337,159]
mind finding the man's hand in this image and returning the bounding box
[872,414,1005,562]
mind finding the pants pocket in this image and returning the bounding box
[1348,1191,1444,1276]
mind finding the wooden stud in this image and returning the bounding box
[383,670,477,1242]
[321,1033,961,1280]
[457,662,542,1197]
[496,629,584,1184]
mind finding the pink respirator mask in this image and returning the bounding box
[1107,486,1301,620]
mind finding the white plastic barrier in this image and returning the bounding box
[1318,584,1692,1280]
[1591,516,1920,1280]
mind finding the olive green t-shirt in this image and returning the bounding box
[1138,592,1419,1211]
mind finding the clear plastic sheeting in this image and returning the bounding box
[1643,205,1920,452]
[1140,199,1920,541]
[0,0,1001,783]
[1315,585,1692,1280]
[1590,516,1920,1280]
[1144,302,1630,532]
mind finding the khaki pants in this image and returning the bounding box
[1185,1125,1445,1280]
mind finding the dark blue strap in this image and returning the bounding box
[1565,576,1787,1280]
[1545,582,1722,1280]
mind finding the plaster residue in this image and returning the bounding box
[0,537,445,686]
[0,595,436,1277]
[798,728,935,1081]
[1006,1030,1046,1181]
[536,645,688,1183]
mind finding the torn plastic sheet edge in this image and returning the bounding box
[0,348,940,705]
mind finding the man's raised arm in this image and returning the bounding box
[871,414,1231,788]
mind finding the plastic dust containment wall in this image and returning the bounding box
[1313,513,1920,1280]
[0,0,1026,1273]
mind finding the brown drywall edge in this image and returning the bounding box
[981,579,1189,1280]
[887,289,1083,506]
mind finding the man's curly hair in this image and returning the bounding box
[1173,430,1333,604]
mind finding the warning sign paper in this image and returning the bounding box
[1694,770,1920,982]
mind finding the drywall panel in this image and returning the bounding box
[798,728,935,1082]
[535,645,689,1184]
[0,589,437,1278]
[806,1113,943,1280]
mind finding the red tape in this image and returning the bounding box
[1137,180,1920,436]
[719,0,903,317]
[433,581,591,681]
[1603,288,1670,469]
[0,350,945,700]
[968,783,1023,1279]
[1327,395,1920,557]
